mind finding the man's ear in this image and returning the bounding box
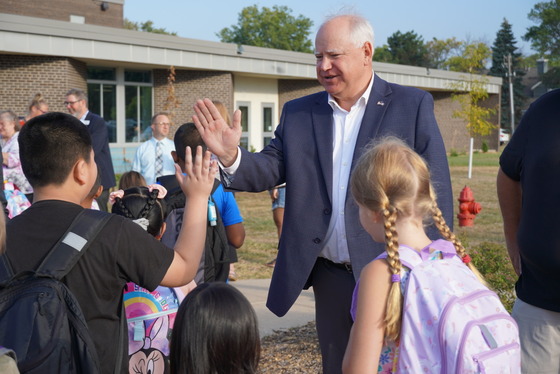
[73,159,89,186]
[363,41,373,63]
[171,150,178,163]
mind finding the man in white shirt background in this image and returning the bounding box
[132,112,176,185]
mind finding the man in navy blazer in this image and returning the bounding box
[65,88,116,211]
[194,14,452,373]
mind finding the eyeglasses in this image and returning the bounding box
[64,100,82,106]
[153,122,171,126]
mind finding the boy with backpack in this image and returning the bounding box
[0,112,216,373]
[158,122,245,284]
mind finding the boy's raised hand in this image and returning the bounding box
[175,146,217,198]
[192,98,242,167]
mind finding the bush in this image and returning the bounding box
[469,241,517,311]
[481,141,489,153]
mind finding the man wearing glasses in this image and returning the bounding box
[132,112,176,185]
[65,88,116,211]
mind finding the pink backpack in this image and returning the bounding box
[381,240,520,374]
[123,283,185,373]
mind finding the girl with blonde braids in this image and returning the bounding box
[342,137,485,373]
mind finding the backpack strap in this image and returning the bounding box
[210,178,220,195]
[0,253,15,285]
[376,247,423,270]
[36,209,111,279]
[375,240,460,270]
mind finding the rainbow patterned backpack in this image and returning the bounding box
[123,283,186,373]
[379,240,521,373]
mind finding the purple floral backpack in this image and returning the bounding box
[380,240,521,373]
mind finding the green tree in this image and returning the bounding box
[124,18,177,36]
[217,5,313,53]
[489,19,526,130]
[373,45,393,62]
[523,0,560,63]
[449,41,496,137]
[425,37,462,69]
[381,31,428,66]
[446,41,491,74]
[519,53,540,69]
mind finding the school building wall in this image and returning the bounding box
[0,0,124,29]
[0,54,87,115]
[152,69,233,136]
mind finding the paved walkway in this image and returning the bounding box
[231,278,315,337]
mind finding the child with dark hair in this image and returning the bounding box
[111,185,167,238]
[170,282,260,374]
[4,112,216,373]
[159,122,245,284]
[111,185,189,373]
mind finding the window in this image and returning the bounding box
[87,68,117,142]
[238,103,250,150]
[87,67,153,144]
[262,104,274,147]
[124,70,153,143]
[125,85,152,142]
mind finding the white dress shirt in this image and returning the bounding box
[132,137,176,185]
[320,76,374,263]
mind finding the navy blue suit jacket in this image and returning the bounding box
[85,112,116,190]
[225,75,453,317]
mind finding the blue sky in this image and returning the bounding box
[124,0,542,55]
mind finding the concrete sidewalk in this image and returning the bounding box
[231,278,315,337]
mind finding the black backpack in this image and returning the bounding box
[158,175,233,283]
[0,209,111,374]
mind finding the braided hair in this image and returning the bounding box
[111,186,167,237]
[350,136,486,342]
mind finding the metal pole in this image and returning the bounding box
[468,137,474,179]
[507,54,515,134]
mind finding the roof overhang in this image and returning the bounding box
[0,13,502,93]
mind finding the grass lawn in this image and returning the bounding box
[233,149,517,309]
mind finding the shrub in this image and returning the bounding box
[469,241,517,312]
[481,141,489,153]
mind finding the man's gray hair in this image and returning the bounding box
[65,88,87,103]
[320,13,375,49]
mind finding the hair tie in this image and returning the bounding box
[132,217,150,231]
[147,184,167,199]
[462,254,472,264]
[109,190,124,205]
[391,274,401,283]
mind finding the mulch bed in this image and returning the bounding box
[259,321,322,373]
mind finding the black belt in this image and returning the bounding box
[319,257,353,273]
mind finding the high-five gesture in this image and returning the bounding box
[192,98,242,167]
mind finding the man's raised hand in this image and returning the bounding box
[192,98,242,167]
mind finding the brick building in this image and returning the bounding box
[0,2,502,173]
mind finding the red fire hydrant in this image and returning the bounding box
[457,186,481,227]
